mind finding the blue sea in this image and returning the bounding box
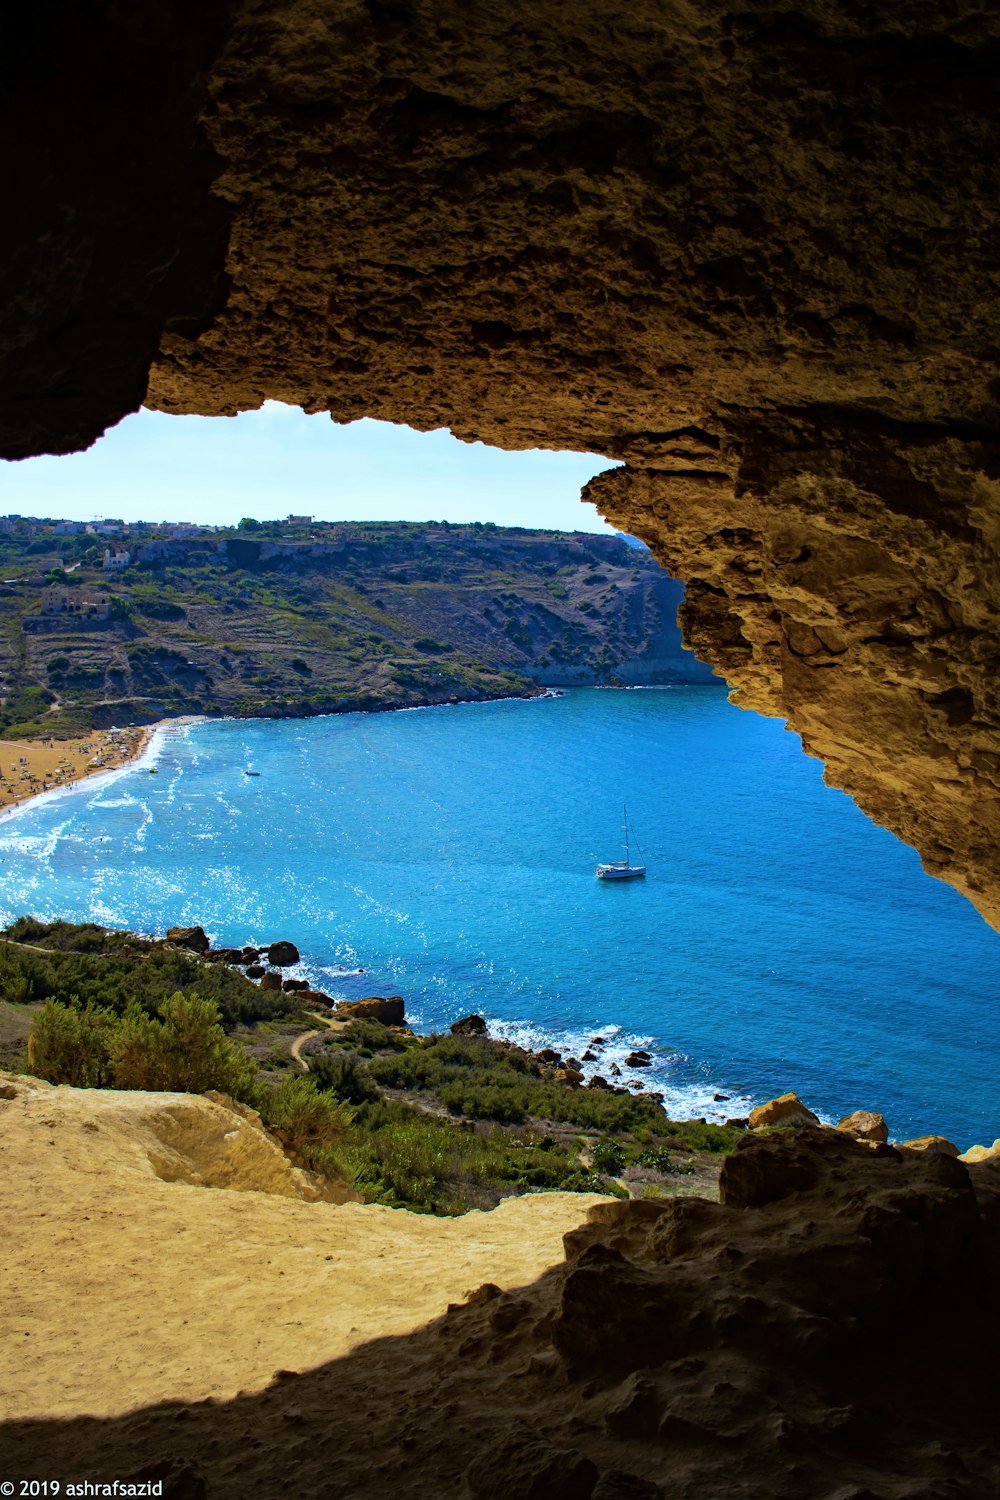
[2,687,998,1148]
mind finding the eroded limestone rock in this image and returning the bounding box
[4,2,1000,926]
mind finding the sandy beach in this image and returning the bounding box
[0,722,158,814]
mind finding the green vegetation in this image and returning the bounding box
[8,920,738,1217]
[26,992,259,1097]
[357,1030,669,1132]
[0,918,292,1027]
[0,520,691,737]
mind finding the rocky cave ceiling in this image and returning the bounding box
[3,1,1000,924]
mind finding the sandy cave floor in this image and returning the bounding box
[0,1072,604,1424]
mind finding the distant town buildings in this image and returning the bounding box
[286,514,313,525]
[102,547,132,572]
[42,587,110,620]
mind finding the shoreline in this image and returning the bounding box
[0,717,203,823]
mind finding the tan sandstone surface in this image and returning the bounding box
[3,1077,999,1497]
[0,1073,603,1423]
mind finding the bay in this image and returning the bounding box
[2,686,998,1147]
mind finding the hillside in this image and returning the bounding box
[0,519,715,736]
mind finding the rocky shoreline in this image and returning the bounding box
[167,924,1000,1166]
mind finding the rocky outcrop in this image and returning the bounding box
[265,941,300,967]
[3,1,1000,925]
[747,1091,820,1130]
[165,925,210,954]
[837,1109,890,1144]
[334,996,405,1027]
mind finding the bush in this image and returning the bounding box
[591,1140,626,1175]
[109,993,259,1097]
[26,993,259,1101]
[256,1076,350,1170]
[26,998,117,1087]
[309,1052,380,1105]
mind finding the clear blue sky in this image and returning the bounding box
[0,403,620,533]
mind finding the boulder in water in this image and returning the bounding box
[335,996,405,1026]
[266,940,300,967]
[899,1134,960,1156]
[451,1014,488,1036]
[748,1092,820,1130]
[166,925,209,954]
[260,972,282,992]
[837,1109,889,1144]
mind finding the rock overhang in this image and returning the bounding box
[3,0,1000,922]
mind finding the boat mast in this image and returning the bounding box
[623,802,629,865]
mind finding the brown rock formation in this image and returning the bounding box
[747,1091,820,1129]
[334,995,406,1026]
[837,1109,890,1144]
[3,3,999,922]
[4,1114,999,1496]
[165,925,210,954]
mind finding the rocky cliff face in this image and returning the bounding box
[4,1081,999,1497]
[3,1,998,923]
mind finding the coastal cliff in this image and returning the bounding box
[0,522,713,735]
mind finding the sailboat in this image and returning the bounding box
[595,804,646,880]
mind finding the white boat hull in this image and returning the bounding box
[595,864,646,881]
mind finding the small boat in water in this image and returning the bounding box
[244,769,261,777]
[596,804,646,881]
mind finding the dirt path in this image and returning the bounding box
[290,1010,344,1071]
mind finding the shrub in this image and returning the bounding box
[257,1076,351,1170]
[591,1140,627,1175]
[26,998,117,1087]
[109,993,259,1098]
[26,992,259,1101]
[309,1052,380,1104]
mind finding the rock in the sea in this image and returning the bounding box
[837,1110,889,1144]
[165,925,209,954]
[625,1052,652,1068]
[899,1135,960,1156]
[246,964,266,979]
[589,1076,610,1091]
[555,1067,584,1087]
[260,972,282,992]
[283,978,310,992]
[582,1049,598,1062]
[538,1048,562,1065]
[297,988,334,1009]
[960,1139,1000,1163]
[335,996,405,1026]
[451,1014,488,1036]
[464,1423,598,1500]
[748,1092,820,1130]
[240,946,260,963]
[266,940,300,967]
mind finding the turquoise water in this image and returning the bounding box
[2,688,999,1147]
